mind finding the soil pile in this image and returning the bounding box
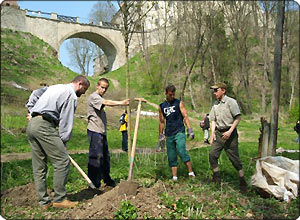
[1,180,168,219]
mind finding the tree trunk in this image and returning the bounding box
[289,76,295,110]
[210,48,217,83]
[180,31,204,100]
[188,74,197,110]
[258,117,271,158]
[269,0,285,155]
[262,10,269,113]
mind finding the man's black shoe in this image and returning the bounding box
[211,171,221,183]
[105,179,116,187]
[239,177,247,193]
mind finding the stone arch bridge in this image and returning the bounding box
[1,6,150,71]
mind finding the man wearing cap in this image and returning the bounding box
[208,82,247,192]
[158,85,196,181]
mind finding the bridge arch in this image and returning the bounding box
[1,6,135,71]
[59,31,118,71]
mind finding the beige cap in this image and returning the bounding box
[210,82,227,90]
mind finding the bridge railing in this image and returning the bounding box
[25,9,52,19]
[24,9,122,30]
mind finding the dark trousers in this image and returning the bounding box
[121,131,128,151]
[87,129,112,188]
[209,129,243,171]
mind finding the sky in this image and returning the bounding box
[17,1,118,75]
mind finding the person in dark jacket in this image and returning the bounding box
[202,114,210,144]
[294,119,300,143]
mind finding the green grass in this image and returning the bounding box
[1,140,299,219]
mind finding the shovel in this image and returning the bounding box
[118,98,146,195]
[68,155,96,189]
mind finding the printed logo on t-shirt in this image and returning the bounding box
[164,106,176,117]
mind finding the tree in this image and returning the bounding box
[258,1,276,113]
[179,1,206,110]
[88,1,117,23]
[269,0,285,155]
[117,0,154,166]
[66,38,97,76]
[66,1,117,76]
[88,1,117,74]
[204,3,232,104]
[283,1,299,110]
[222,1,254,114]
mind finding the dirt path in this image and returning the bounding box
[1,143,208,162]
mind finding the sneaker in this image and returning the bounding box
[188,172,196,178]
[52,199,78,208]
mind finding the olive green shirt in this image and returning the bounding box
[209,95,241,130]
[87,92,107,135]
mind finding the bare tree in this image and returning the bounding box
[117,0,154,163]
[89,1,117,24]
[258,1,276,113]
[222,1,254,114]
[88,1,117,73]
[283,1,299,110]
[66,38,97,75]
[269,0,285,155]
[178,2,206,109]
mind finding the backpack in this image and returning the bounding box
[120,113,126,125]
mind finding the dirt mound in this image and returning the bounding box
[1,180,167,219]
[1,182,39,207]
[64,180,165,219]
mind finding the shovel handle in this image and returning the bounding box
[68,155,96,189]
[127,99,143,180]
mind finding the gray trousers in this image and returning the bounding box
[26,116,70,205]
[209,129,243,171]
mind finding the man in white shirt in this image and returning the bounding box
[26,75,90,209]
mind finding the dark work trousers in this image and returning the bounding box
[121,131,128,151]
[87,129,112,188]
[209,129,243,171]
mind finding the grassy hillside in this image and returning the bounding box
[0,28,174,153]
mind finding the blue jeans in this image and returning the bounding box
[87,129,112,188]
[121,131,128,151]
